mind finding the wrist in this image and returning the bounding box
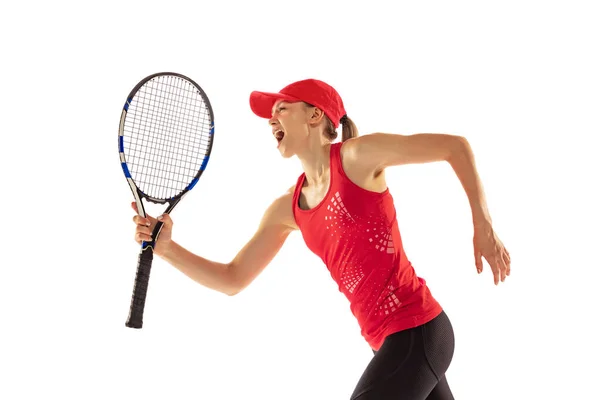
[473,215,492,231]
[472,207,492,229]
[156,239,176,259]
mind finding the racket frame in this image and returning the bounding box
[118,72,214,328]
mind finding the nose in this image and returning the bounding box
[268,116,278,126]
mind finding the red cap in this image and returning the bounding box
[249,79,347,128]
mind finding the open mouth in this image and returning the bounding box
[274,129,285,144]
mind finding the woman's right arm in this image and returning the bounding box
[132,189,297,296]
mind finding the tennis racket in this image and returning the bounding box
[118,72,215,329]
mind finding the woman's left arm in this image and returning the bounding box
[347,133,511,285]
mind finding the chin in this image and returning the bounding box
[278,145,295,159]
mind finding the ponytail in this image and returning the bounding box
[339,115,358,142]
[303,102,358,142]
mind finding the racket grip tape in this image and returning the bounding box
[125,245,154,328]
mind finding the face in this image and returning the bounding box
[268,100,320,158]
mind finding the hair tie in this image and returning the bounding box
[339,114,348,125]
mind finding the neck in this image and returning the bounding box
[297,141,332,186]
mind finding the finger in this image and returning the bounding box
[502,250,511,276]
[132,215,152,227]
[131,202,152,221]
[474,250,483,274]
[135,232,152,243]
[156,213,172,228]
[136,225,153,237]
[488,256,500,285]
[496,252,508,283]
[498,258,507,283]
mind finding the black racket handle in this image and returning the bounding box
[125,245,154,328]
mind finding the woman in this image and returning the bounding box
[131,78,511,399]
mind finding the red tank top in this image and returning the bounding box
[292,142,442,350]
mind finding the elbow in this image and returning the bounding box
[222,263,244,296]
[225,281,249,296]
[447,135,470,162]
[456,135,469,147]
[224,286,242,296]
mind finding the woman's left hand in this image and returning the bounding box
[473,223,511,285]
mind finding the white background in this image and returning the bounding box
[1,0,599,399]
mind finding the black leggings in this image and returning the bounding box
[350,310,455,400]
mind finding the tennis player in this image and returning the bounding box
[131,78,510,399]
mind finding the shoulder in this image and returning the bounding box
[338,134,379,171]
[339,133,381,159]
[336,135,392,191]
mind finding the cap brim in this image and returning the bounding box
[249,91,300,119]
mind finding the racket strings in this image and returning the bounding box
[123,75,212,200]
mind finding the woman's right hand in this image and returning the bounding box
[131,202,173,257]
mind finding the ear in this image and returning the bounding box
[307,106,326,127]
